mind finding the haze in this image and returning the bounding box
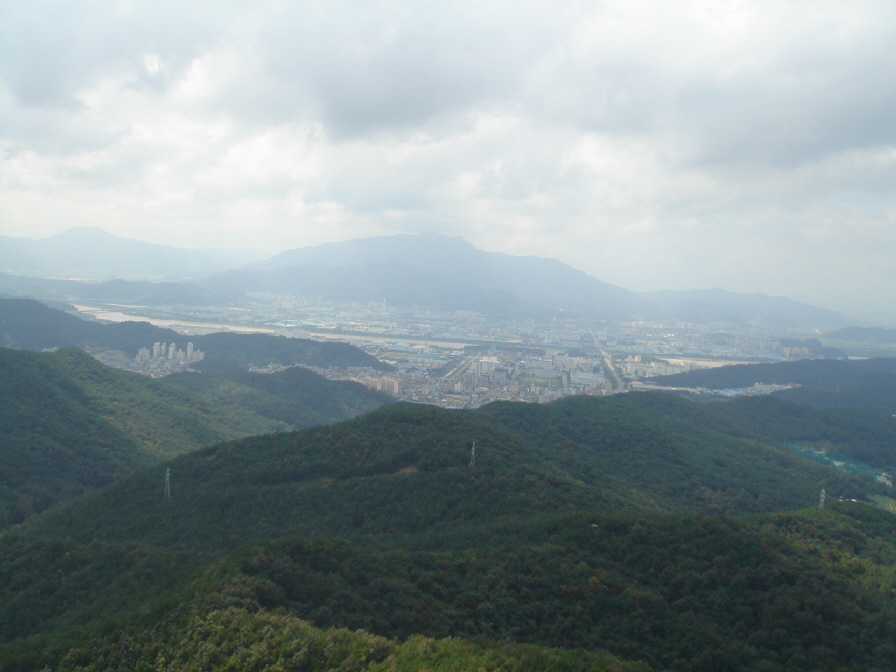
[1,1,895,319]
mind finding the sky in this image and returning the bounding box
[1,1,895,318]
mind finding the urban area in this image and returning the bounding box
[86,294,814,409]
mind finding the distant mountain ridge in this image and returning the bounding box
[0,226,260,280]
[227,232,850,327]
[1,228,853,327]
[634,288,851,328]
[249,233,637,313]
[0,273,233,306]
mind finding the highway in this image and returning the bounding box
[601,350,625,391]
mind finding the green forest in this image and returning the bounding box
[0,347,391,529]
[2,389,896,671]
[650,357,896,416]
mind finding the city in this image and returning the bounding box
[81,293,833,408]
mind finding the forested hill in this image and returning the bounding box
[160,365,394,429]
[0,298,386,370]
[0,347,279,528]
[0,348,392,529]
[649,357,896,415]
[3,393,896,671]
[23,394,889,551]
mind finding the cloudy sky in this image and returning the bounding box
[1,1,895,317]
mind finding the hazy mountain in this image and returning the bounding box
[0,273,235,306]
[1,228,853,326]
[243,232,640,316]
[636,288,852,328]
[208,260,557,317]
[0,227,235,279]
[230,232,852,326]
[3,393,895,670]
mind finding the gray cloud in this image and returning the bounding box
[1,1,895,318]
[0,3,214,106]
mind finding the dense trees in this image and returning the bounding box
[651,357,896,416]
[3,392,896,669]
[4,506,896,671]
[0,348,277,527]
[162,365,393,428]
[0,347,392,529]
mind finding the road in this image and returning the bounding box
[441,352,480,380]
[601,350,626,391]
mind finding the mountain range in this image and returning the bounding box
[0,227,254,280]
[0,228,852,327]
[208,232,851,326]
[2,392,896,671]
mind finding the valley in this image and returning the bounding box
[63,297,865,410]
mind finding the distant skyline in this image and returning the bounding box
[1,2,895,318]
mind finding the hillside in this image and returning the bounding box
[0,348,393,529]
[820,326,896,358]
[649,357,896,416]
[0,348,279,528]
[8,505,896,672]
[0,298,386,371]
[2,393,896,670]
[160,365,394,429]
[22,395,885,553]
[115,505,896,672]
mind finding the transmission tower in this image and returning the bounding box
[469,440,476,469]
[164,467,171,501]
[819,487,826,510]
